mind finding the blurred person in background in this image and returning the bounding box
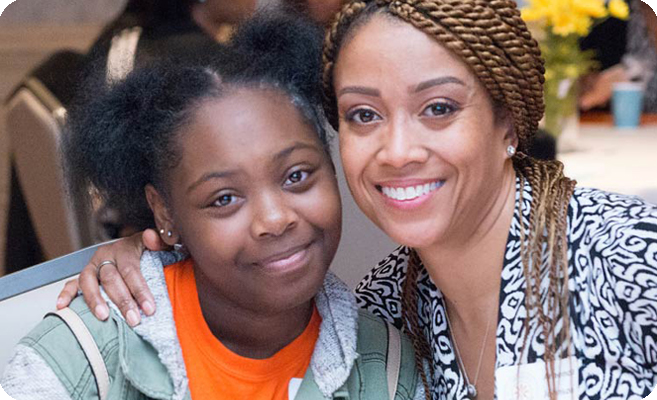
[580,0,657,112]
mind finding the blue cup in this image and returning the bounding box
[612,82,644,128]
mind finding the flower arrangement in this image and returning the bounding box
[521,0,630,137]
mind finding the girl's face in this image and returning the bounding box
[333,16,516,250]
[156,88,341,314]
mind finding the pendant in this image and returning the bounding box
[466,384,477,398]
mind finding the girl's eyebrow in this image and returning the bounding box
[186,142,320,194]
[272,141,321,162]
[187,170,238,194]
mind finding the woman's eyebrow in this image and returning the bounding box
[413,76,466,93]
[337,86,381,98]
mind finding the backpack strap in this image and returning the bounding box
[46,308,109,400]
[386,322,402,400]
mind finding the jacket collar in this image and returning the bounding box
[103,251,188,400]
[103,251,360,400]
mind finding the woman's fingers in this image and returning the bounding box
[115,235,156,317]
[95,261,142,326]
[79,261,110,321]
[142,228,167,251]
[56,279,80,309]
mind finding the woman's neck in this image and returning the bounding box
[194,269,315,359]
[417,166,517,328]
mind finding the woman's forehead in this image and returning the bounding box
[334,15,480,93]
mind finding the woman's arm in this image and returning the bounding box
[56,229,164,326]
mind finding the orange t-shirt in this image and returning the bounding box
[164,260,321,400]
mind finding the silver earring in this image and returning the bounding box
[507,145,516,157]
[159,228,165,235]
[167,230,173,238]
[173,243,187,254]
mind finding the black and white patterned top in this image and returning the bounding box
[355,179,657,399]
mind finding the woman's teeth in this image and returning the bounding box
[381,181,444,201]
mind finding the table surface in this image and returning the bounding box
[558,117,657,205]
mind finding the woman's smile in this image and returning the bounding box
[375,179,446,209]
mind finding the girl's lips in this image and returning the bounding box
[257,242,313,272]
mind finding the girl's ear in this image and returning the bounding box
[145,184,179,246]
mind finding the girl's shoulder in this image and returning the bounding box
[2,297,122,399]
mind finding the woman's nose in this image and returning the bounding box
[375,118,429,169]
[250,192,298,239]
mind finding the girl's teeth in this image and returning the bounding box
[381,181,443,201]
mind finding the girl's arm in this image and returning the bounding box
[56,229,164,326]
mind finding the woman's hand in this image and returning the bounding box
[56,229,166,326]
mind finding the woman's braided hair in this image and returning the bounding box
[321,1,576,398]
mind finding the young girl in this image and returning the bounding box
[1,15,422,400]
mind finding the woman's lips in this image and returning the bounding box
[375,180,445,209]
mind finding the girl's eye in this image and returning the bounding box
[213,193,237,207]
[346,108,382,124]
[421,101,457,117]
[285,170,310,185]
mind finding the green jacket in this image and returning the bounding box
[2,251,424,400]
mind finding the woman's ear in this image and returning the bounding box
[495,106,518,156]
[145,184,179,246]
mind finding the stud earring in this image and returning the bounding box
[159,228,165,235]
[507,145,516,157]
[167,231,173,238]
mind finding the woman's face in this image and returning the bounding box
[333,16,515,250]
[159,88,341,314]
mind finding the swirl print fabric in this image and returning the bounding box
[355,179,657,399]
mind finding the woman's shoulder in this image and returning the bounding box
[354,246,411,326]
[570,186,657,235]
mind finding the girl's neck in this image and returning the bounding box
[417,167,517,327]
[194,269,315,359]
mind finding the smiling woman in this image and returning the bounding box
[321,2,657,399]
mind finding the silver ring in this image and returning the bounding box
[95,260,117,281]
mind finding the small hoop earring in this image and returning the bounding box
[507,145,516,157]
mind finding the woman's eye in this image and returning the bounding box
[213,194,237,207]
[421,101,457,117]
[346,108,381,124]
[285,170,310,185]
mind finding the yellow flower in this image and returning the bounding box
[551,10,593,36]
[608,0,629,20]
[574,0,607,18]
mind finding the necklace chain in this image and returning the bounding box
[444,302,494,399]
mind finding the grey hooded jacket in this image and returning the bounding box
[2,251,424,400]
